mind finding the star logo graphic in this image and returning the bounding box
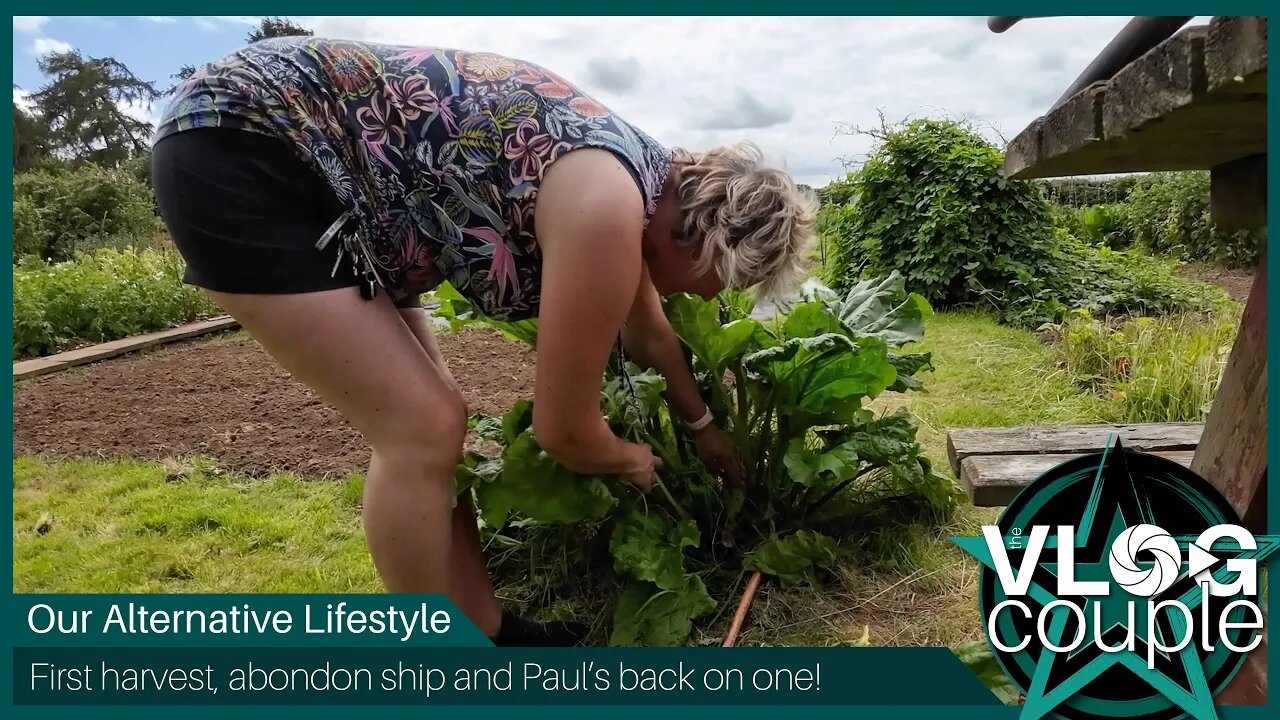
[953,438,1280,720]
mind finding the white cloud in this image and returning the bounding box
[143,16,178,24]
[584,56,642,94]
[31,37,73,55]
[279,16,1197,186]
[117,97,161,127]
[194,16,259,31]
[13,87,34,112]
[13,16,49,33]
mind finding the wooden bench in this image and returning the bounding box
[946,423,1204,507]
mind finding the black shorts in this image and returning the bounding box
[151,127,421,308]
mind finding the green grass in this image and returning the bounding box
[872,310,1113,465]
[9,310,1131,649]
[13,457,378,593]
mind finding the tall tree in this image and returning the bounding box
[13,92,52,172]
[247,17,314,42]
[30,50,161,167]
[172,64,198,84]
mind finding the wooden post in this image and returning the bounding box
[1191,257,1268,704]
[1211,154,1267,231]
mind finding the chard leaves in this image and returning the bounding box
[744,333,897,415]
[610,576,717,647]
[474,432,616,528]
[435,272,951,647]
[609,509,700,591]
[799,272,933,347]
[744,530,840,585]
[664,293,773,372]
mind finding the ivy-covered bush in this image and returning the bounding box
[1127,171,1264,267]
[12,165,155,263]
[821,119,1062,311]
[820,119,1225,326]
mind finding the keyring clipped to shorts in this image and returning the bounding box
[152,126,421,309]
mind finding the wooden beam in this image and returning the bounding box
[12,316,240,381]
[1002,117,1043,179]
[1191,257,1267,705]
[1206,15,1268,95]
[1101,25,1208,140]
[1003,18,1266,179]
[947,422,1203,477]
[1040,83,1106,163]
[1216,628,1268,706]
[1211,153,1267,231]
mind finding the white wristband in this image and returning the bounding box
[686,407,714,432]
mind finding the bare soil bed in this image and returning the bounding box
[1177,263,1255,302]
[13,329,536,479]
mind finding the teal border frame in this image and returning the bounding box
[3,7,1274,718]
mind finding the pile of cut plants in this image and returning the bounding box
[432,273,963,647]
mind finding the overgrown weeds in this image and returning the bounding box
[1044,308,1239,423]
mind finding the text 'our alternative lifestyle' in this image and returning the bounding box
[27,602,454,642]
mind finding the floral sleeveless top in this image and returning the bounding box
[153,37,674,320]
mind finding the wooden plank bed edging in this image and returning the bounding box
[1003,17,1267,179]
[12,316,240,381]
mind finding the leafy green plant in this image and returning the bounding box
[13,247,219,359]
[954,640,1021,705]
[1075,203,1133,249]
[1127,171,1263,267]
[12,165,155,264]
[439,274,962,646]
[1000,239,1230,328]
[1046,308,1238,422]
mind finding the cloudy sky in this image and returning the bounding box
[12,15,1211,186]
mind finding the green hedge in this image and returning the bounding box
[13,165,156,264]
[13,247,219,360]
[1126,172,1263,267]
[1035,176,1139,208]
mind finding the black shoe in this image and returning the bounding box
[490,611,589,647]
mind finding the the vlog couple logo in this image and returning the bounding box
[953,438,1278,720]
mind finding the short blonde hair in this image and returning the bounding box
[672,142,818,299]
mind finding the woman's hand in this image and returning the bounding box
[620,443,663,493]
[691,423,745,488]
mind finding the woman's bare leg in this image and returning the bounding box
[399,306,503,637]
[208,287,465,594]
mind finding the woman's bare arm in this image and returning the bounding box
[531,149,656,479]
[620,266,709,425]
